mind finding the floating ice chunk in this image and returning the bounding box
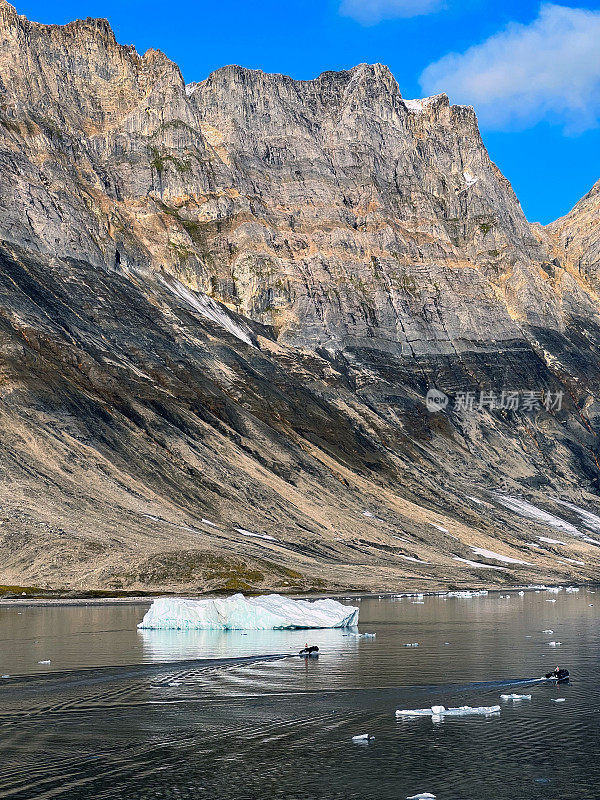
[37,660,51,665]
[501,694,531,700]
[407,794,436,800]
[518,591,525,596]
[404,642,419,647]
[1,674,9,678]
[471,547,531,565]
[548,641,562,647]
[546,599,557,603]
[543,630,554,634]
[139,593,359,630]
[396,705,500,717]
[552,698,566,702]
[352,733,374,742]
[412,601,425,604]
[565,587,580,592]
[168,681,182,687]
[350,632,376,638]
[446,590,488,598]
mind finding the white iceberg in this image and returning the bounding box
[138,593,359,630]
[352,733,374,742]
[548,641,562,647]
[500,694,531,700]
[407,794,436,800]
[396,704,500,717]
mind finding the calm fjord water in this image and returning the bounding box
[0,590,599,799]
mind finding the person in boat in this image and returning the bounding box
[299,644,319,655]
[545,666,569,680]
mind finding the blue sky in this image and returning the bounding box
[14,0,600,223]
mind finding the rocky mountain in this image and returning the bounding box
[1,0,600,595]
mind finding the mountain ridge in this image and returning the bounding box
[0,2,600,594]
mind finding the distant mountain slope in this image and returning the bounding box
[0,1,600,593]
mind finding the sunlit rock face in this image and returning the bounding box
[0,1,600,594]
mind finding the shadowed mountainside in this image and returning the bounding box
[1,2,600,593]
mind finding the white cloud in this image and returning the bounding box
[340,0,444,25]
[420,4,600,132]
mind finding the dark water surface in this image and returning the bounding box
[1,589,599,799]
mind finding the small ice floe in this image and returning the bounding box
[552,698,566,703]
[547,587,562,593]
[548,641,562,647]
[350,632,376,638]
[352,733,374,742]
[500,595,511,599]
[404,642,419,647]
[396,705,500,717]
[1,675,9,678]
[446,590,488,598]
[168,681,182,687]
[407,794,436,800]
[500,694,531,701]
[37,660,51,665]
[565,587,580,592]
[545,599,557,603]
[543,630,554,634]
[518,591,525,596]
[412,601,425,604]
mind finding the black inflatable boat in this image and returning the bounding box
[544,668,570,683]
[298,645,319,658]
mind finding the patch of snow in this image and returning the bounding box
[463,170,479,188]
[201,518,218,527]
[138,593,359,630]
[467,496,484,504]
[235,528,277,541]
[471,546,531,565]
[453,557,508,571]
[403,95,438,113]
[539,536,567,546]
[161,276,255,348]
[558,558,585,566]
[401,555,429,563]
[554,500,600,533]
[494,496,581,537]
[429,523,449,534]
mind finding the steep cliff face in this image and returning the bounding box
[547,179,600,289]
[1,2,600,594]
